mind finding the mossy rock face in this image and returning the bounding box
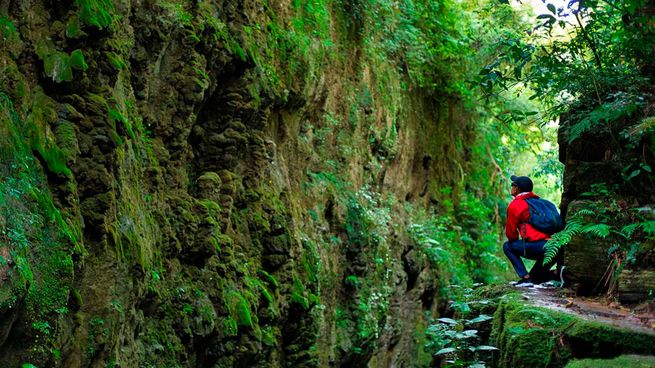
[492,296,655,368]
[0,0,505,366]
[565,355,655,368]
[563,200,616,294]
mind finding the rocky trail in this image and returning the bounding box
[527,287,655,333]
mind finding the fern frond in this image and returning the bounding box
[639,220,655,236]
[568,117,595,143]
[621,223,639,238]
[575,208,596,216]
[581,223,611,238]
[543,221,582,265]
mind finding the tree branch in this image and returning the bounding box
[574,11,603,70]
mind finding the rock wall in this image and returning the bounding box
[0,1,484,367]
[558,94,655,299]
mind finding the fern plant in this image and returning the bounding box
[542,208,593,265]
[543,184,655,272]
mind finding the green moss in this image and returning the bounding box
[565,355,655,368]
[0,16,19,42]
[198,199,221,217]
[567,320,655,355]
[492,297,655,368]
[291,277,310,309]
[245,276,276,315]
[65,15,85,38]
[54,121,79,163]
[108,144,161,273]
[259,270,280,289]
[106,52,126,70]
[108,107,135,141]
[75,0,114,29]
[227,291,254,328]
[262,326,278,346]
[198,171,222,184]
[223,317,238,336]
[0,91,79,365]
[249,209,270,232]
[35,42,88,83]
[23,91,72,176]
[69,49,88,71]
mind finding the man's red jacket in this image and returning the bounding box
[506,192,550,242]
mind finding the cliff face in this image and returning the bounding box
[0,1,483,366]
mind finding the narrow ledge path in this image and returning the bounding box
[525,287,655,333]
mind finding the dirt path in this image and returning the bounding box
[524,287,655,334]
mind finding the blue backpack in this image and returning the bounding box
[525,198,563,234]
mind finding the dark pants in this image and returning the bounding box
[503,239,562,281]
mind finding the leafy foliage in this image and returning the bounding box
[425,287,497,367]
[408,189,506,294]
[478,0,655,145]
[543,184,655,279]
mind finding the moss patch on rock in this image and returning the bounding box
[565,355,655,368]
[491,295,655,368]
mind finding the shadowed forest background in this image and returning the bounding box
[0,0,654,367]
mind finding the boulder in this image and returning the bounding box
[619,270,655,303]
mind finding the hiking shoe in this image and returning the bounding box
[535,281,556,289]
[513,278,534,288]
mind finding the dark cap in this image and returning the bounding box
[511,175,533,192]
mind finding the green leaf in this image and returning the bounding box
[475,345,499,351]
[435,347,457,355]
[437,317,458,325]
[547,3,557,14]
[625,169,641,181]
[582,223,611,238]
[537,14,556,24]
[467,314,493,324]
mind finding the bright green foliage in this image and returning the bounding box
[291,277,310,310]
[0,16,19,42]
[543,184,655,287]
[226,290,254,328]
[0,91,77,362]
[479,1,655,143]
[65,15,85,38]
[69,49,88,70]
[35,41,89,83]
[408,191,506,295]
[75,0,115,29]
[108,107,135,141]
[425,286,497,367]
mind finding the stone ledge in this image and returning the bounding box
[490,293,655,368]
[565,355,655,368]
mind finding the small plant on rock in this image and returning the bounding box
[425,287,498,367]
